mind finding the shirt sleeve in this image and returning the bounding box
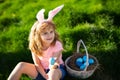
[54,41,64,65]
[55,41,63,52]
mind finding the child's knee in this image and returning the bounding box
[17,62,25,67]
[16,62,27,71]
[48,69,61,80]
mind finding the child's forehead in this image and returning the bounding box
[44,25,54,29]
[41,26,54,32]
[44,27,53,31]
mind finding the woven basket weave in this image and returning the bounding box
[65,40,99,79]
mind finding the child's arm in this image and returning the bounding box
[54,50,62,64]
[31,53,48,79]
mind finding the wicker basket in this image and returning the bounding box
[65,40,99,79]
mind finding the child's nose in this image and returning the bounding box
[47,33,51,37]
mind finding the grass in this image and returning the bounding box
[0,0,120,80]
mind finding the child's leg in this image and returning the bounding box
[8,62,38,80]
[47,68,62,80]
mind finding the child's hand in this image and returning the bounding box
[49,57,60,69]
[50,64,58,69]
[43,74,48,80]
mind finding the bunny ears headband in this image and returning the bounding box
[36,4,64,24]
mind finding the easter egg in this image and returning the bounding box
[83,62,89,66]
[83,55,87,62]
[49,57,55,65]
[80,64,86,70]
[89,58,94,65]
[76,58,83,66]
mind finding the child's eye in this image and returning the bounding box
[43,32,47,35]
[50,31,53,33]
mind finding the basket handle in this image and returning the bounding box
[77,39,89,71]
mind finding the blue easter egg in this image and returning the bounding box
[84,62,89,66]
[76,58,83,66]
[83,55,87,62]
[76,62,82,67]
[76,58,83,63]
[80,64,86,70]
[50,57,55,65]
[89,58,94,65]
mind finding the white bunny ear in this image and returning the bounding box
[36,9,45,23]
[47,4,64,21]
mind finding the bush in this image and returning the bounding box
[0,0,120,80]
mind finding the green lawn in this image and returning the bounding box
[0,0,120,80]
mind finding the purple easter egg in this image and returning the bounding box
[89,58,94,65]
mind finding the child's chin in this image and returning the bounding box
[48,39,53,42]
[46,40,53,44]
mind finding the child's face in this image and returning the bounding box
[40,27,55,45]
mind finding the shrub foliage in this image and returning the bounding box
[0,0,120,80]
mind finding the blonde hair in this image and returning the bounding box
[28,21,60,56]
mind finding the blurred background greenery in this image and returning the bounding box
[0,0,120,80]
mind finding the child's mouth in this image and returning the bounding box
[47,38,52,40]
